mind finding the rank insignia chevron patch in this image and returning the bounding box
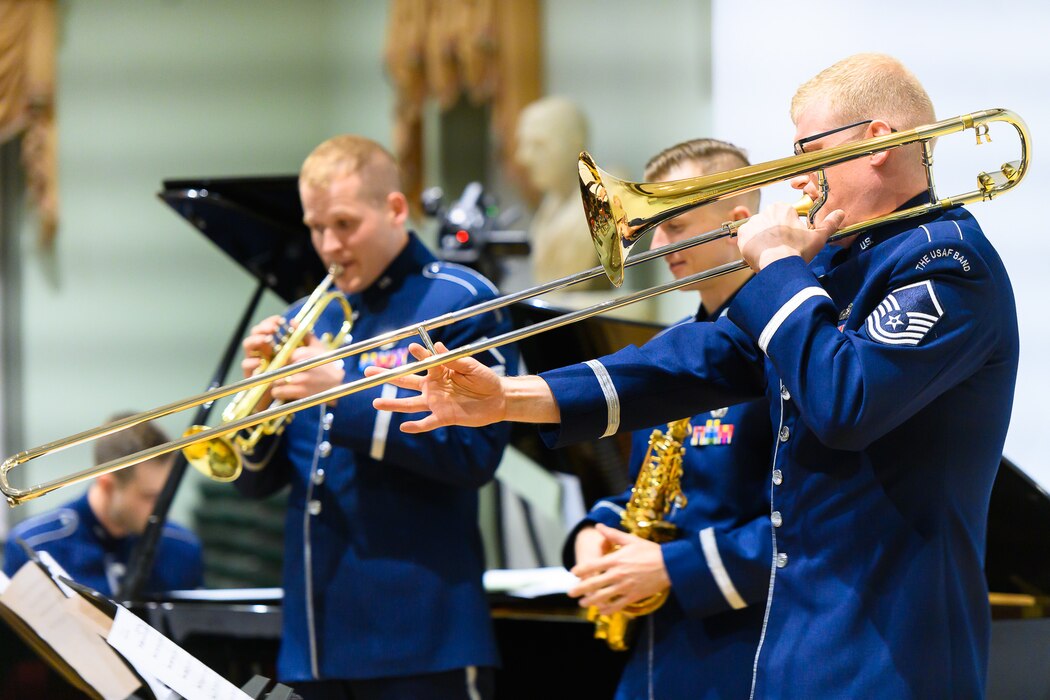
[864,280,944,346]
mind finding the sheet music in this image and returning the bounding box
[483,566,580,598]
[1,563,142,700]
[108,606,252,700]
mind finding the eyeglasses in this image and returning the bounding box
[793,119,873,156]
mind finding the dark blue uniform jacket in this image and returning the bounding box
[235,234,519,683]
[2,492,203,596]
[541,204,1017,699]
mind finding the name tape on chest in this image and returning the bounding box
[863,280,944,346]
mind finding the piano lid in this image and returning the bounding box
[987,455,1050,597]
[159,175,325,304]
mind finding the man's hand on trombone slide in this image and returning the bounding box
[367,342,559,432]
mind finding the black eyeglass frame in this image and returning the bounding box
[793,119,874,156]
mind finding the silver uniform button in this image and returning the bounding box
[312,468,326,486]
[318,440,332,457]
[780,384,791,401]
[308,500,322,516]
[771,510,783,528]
[779,426,791,442]
[322,412,334,430]
[772,469,783,486]
[776,552,788,568]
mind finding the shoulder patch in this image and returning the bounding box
[911,219,976,274]
[864,280,944,346]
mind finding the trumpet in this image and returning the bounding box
[181,265,353,482]
[0,108,1030,506]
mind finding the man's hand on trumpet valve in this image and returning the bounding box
[736,201,845,271]
[366,342,560,432]
[241,315,346,404]
[568,524,671,616]
[242,315,284,373]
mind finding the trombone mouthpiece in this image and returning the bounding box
[794,195,814,217]
[328,264,344,278]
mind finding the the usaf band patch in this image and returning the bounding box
[864,280,943,346]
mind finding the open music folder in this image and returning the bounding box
[0,546,255,700]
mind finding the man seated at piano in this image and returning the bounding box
[564,139,775,699]
[1,413,204,597]
[233,134,519,700]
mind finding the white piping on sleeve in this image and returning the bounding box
[584,359,620,437]
[465,666,482,700]
[699,527,747,610]
[757,287,831,353]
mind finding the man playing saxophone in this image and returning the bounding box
[565,140,775,699]
[234,135,519,700]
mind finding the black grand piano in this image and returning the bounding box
[4,176,1049,699]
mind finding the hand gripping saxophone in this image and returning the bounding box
[588,417,691,651]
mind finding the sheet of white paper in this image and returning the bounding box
[37,550,77,597]
[107,606,252,700]
[483,567,580,598]
[0,569,8,595]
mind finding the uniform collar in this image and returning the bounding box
[695,284,745,322]
[821,191,938,270]
[358,232,436,307]
[74,491,123,548]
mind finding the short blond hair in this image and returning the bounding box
[791,53,935,131]
[299,135,402,203]
[644,138,760,213]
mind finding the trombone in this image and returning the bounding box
[1,107,1030,506]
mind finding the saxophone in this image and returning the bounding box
[587,417,691,651]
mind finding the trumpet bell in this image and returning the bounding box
[181,425,242,482]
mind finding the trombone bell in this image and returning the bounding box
[181,425,241,482]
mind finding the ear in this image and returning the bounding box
[722,205,751,247]
[386,191,410,227]
[96,472,116,494]
[869,120,895,167]
[728,205,750,222]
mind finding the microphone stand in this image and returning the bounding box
[118,280,266,602]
